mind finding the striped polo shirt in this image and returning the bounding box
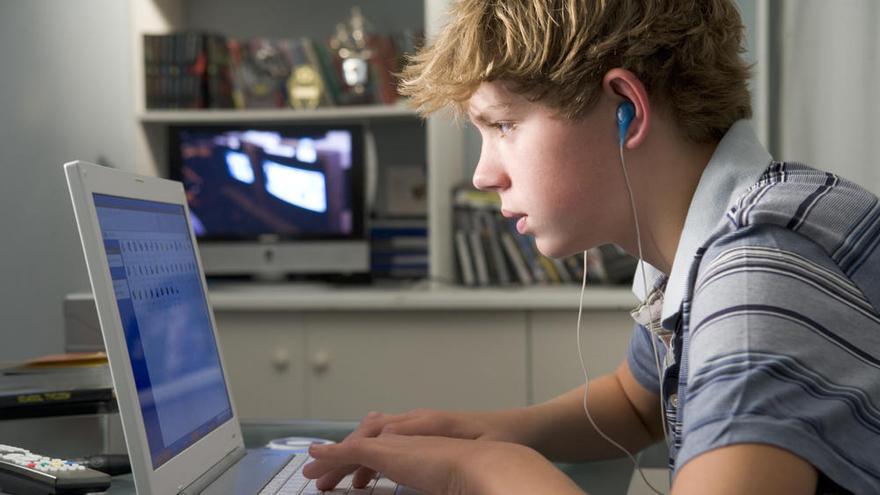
[627,120,880,493]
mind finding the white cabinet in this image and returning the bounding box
[213,308,529,421]
[303,311,527,420]
[214,312,308,419]
[529,310,634,404]
[209,286,636,420]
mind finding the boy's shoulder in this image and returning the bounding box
[697,161,880,313]
[726,161,878,250]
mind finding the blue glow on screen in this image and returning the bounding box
[225,151,255,184]
[93,193,233,469]
[295,138,317,163]
[263,160,327,213]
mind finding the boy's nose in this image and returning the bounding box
[472,152,509,192]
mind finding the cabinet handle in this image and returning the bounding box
[272,348,290,371]
[312,351,330,374]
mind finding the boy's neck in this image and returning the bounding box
[628,126,718,275]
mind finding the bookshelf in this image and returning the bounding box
[128,0,634,290]
[129,0,466,285]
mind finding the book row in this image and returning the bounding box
[453,188,637,287]
[143,31,420,110]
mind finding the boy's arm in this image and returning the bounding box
[517,360,665,462]
[672,444,817,494]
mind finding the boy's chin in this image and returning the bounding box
[534,238,584,260]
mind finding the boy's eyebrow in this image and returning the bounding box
[468,102,515,124]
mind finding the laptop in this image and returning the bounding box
[65,161,412,494]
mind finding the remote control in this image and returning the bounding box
[0,444,111,495]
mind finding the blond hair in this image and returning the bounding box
[399,0,752,143]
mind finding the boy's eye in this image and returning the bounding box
[493,122,515,136]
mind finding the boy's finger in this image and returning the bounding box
[300,457,342,478]
[352,466,378,489]
[314,464,359,492]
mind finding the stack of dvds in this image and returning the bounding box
[451,186,637,287]
[369,217,428,281]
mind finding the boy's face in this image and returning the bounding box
[469,81,627,258]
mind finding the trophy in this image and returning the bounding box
[279,39,326,110]
[329,7,374,104]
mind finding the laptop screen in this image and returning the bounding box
[93,193,233,469]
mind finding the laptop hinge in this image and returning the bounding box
[178,446,246,495]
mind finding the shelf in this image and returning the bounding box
[137,103,420,124]
[202,284,637,312]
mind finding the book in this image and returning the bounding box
[204,33,234,108]
[538,256,560,284]
[366,34,400,105]
[452,186,499,286]
[551,257,574,284]
[468,229,490,286]
[454,228,476,287]
[143,32,237,110]
[478,208,512,285]
[505,220,549,284]
[500,232,534,284]
[310,40,343,105]
[564,254,586,282]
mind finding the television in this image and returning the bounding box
[169,123,368,279]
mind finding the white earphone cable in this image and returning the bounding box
[577,251,665,495]
[617,143,671,448]
[573,140,667,495]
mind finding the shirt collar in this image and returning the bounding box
[631,119,773,328]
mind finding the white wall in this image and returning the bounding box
[0,0,136,360]
[777,0,880,194]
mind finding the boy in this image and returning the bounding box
[304,1,880,493]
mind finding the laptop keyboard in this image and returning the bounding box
[259,455,401,495]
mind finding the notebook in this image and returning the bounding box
[65,161,414,494]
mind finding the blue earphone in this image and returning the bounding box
[617,101,635,145]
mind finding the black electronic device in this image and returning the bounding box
[69,454,130,477]
[0,444,111,495]
[167,123,370,279]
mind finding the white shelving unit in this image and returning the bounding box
[137,103,418,124]
[205,284,636,312]
[129,0,466,284]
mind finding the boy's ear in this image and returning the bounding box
[603,68,650,149]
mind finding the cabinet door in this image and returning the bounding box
[214,312,307,420]
[529,310,633,404]
[305,311,527,420]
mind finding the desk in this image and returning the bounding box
[91,420,663,495]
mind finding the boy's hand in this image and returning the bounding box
[303,434,580,495]
[303,408,524,490]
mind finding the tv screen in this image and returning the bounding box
[169,124,365,242]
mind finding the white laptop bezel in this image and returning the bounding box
[65,161,245,494]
